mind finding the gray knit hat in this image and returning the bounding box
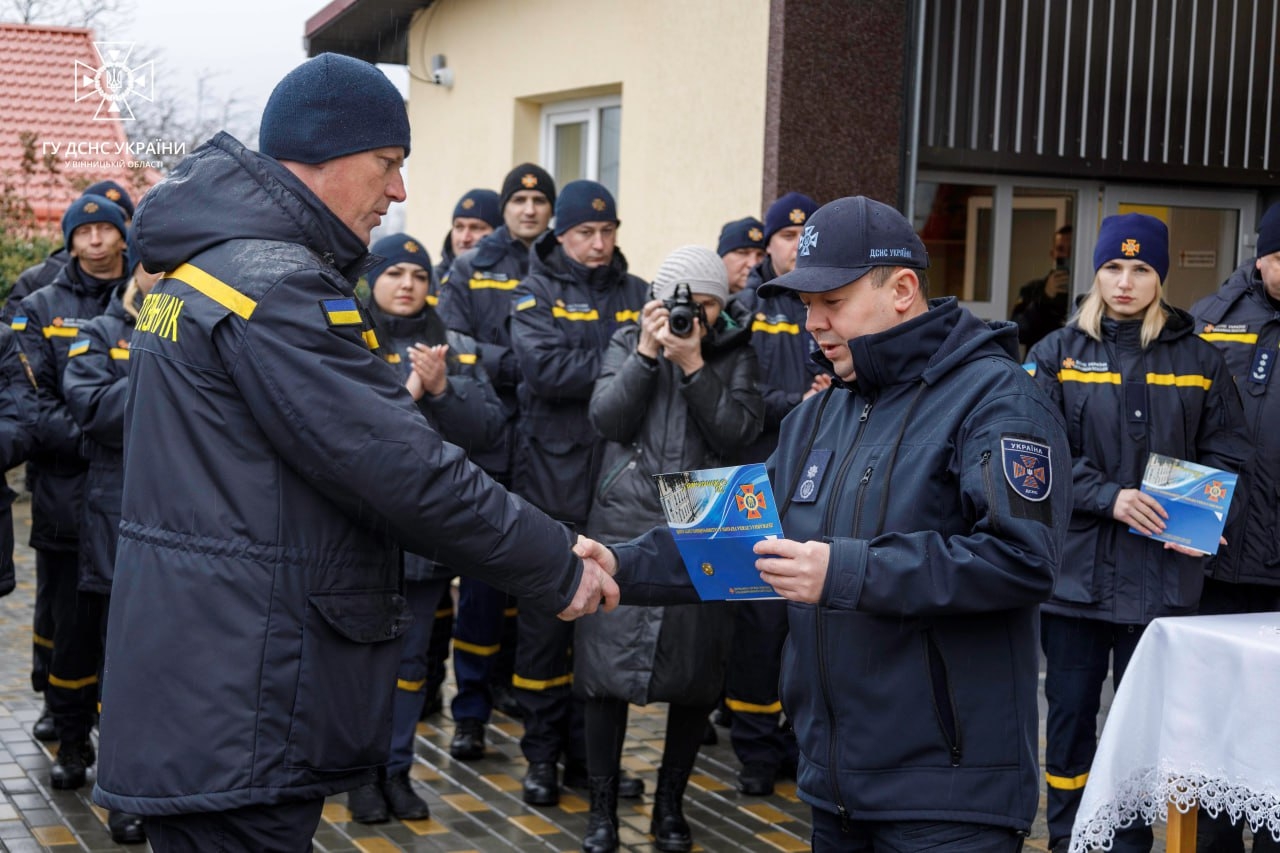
[651,246,730,308]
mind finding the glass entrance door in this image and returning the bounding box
[1100,186,1257,311]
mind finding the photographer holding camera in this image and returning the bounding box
[1010,224,1073,350]
[575,246,762,853]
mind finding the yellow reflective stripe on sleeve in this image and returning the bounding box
[170,263,256,320]
[1146,372,1212,389]
[109,347,130,360]
[43,326,79,338]
[434,606,454,618]
[551,306,599,322]
[751,319,800,335]
[1045,770,1090,790]
[1058,369,1121,384]
[362,329,379,349]
[456,353,477,365]
[453,639,501,656]
[1199,332,1258,344]
[512,673,573,690]
[385,353,401,364]
[32,631,52,649]
[469,276,520,290]
[396,677,427,692]
[615,309,639,323]
[725,698,783,714]
[503,606,518,617]
[48,673,98,690]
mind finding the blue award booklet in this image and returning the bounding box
[653,463,783,601]
[1129,453,1237,555]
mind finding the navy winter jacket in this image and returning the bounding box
[365,300,504,582]
[0,324,36,595]
[613,298,1070,831]
[436,225,531,479]
[93,133,584,817]
[1191,261,1280,586]
[12,260,124,552]
[1028,310,1249,623]
[731,259,825,462]
[508,231,647,525]
[61,284,138,594]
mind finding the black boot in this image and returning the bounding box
[50,738,93,790]
[107,811,146,844]
[347,781,389,823]
[522,760,559,806]
[582,775,619,853]
[32,704,56,742]
[650,765,692,852]
[382,771,430,820]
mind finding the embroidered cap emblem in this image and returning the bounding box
[83,202,99,213]
[404,240,420,253]
[799,225,819,257]
[591,198,607,211]
[789,208,806,224]
[521,173,538,188]
[105,188,121,201]
[461,198,475,209]
[1001,437,1052,502]
[1121,238,1140,257]
[748,227,763,242]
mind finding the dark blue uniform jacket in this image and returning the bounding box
[92,132,583,817]
[612,298,1070,831]
[1028,310,1249,623]
[0,325,36,595]
[508,231,647,525]
[436,225,532,480]
[61,285,137,594]
[1191,261,1280,586]
[365,300,504,582]
[12,260,123,552]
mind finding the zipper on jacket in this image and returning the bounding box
[923,629,963,766]
[979,450,1004,537]
[596,447,638,499]
[815,398,872,822]
[850,467,874,537]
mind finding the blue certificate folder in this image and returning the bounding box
[1129,453,1237,555]
[653,463,783,601]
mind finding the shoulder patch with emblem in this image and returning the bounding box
[1000,436,1051,502]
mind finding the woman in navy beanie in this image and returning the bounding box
[1026,214,1249,853]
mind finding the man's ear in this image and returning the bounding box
[891,268,921,313]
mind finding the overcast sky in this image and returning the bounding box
[110,0,408,140]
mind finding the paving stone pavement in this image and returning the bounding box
[0,477,1151,852]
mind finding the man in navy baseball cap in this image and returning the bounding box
[758,195,928,300]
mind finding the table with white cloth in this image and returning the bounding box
[1070,612,1280,853]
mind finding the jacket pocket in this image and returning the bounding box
[285,590,410,772]
[922,630,962,766]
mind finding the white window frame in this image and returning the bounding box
[540,95,621,187]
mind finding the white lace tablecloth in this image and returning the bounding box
[1071,613,1280,852]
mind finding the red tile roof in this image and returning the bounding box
[0,22,160,235]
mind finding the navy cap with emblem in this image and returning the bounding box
[758,196,928,299]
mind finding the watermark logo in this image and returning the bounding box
[75,42,154,121]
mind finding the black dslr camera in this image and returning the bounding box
[662,282,705,338]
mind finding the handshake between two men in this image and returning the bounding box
[557,533,834,620]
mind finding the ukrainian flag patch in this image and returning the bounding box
[320,298,362,325]
[68,339,90,358]
[515,295,536,312]
[10,316,27,331]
